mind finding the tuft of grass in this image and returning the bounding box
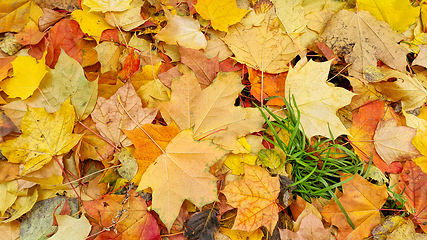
[258,95,366,229]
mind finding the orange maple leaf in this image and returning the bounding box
[222,164,280,232]
[321,174,388,239]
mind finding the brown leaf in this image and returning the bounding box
[280,212,332,240]
[179,45,219,89]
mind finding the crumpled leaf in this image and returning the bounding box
[373,118,421,165]
[0,100,82,175]
[2,188,38,223]
[400,160,427,233]
[194,0,249,32]
[48,215,91,240]
[372,67,427,111]
[0,53,47,100]
[285,60,355,139]
[118,48,141,82]
[191,71,264,152]
[136,129,228,230]
[357,0,419,33]
[222,164,280,232]
[91,82,158,146]
[84,189,160,239]
[155,7,207,50]
[320,9,410,79]
[222,10,302,73]
[321,174,388,239]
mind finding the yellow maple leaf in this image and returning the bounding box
[136,129,228,230]
[272,0,308,34]
[358,0,419,33]
[195,0,249,32]
[0,0,43,33]
[0,100,82,175]
[83,0,132,12]
[71,5,114,44]
[285,60,355,139]
[155,7,207,50]
[0,53,47,100]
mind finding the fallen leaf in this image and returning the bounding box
[372,67,427,111]
[0,181,18,216]
[280,212,332,240]
[124,122,180,185]
[220,228,264,240]
[272,0,308,34]
[320,9,409,78]
[191,71,264,152]
[83,0,132,12]
[400,160,427,233]
[105,7,148,31]
[404,107,427,173]
[321,174,388,239]
[0,0,43,33]
[224,153,257,175]
[2,188,38,223]
[157,65,201,131]
[373,118,421,165]
[155,7,207,50]
[136,129,228,230]
[357,0,419,33]
[179,45,219,89]
[71,5,115,44]
[0,53,47,100]
[0,100,82,175]
[222,164,280,232]
[94,41,124,74]
[118,48,141,82]
[84,190,161,239]
[15,19,46,45]
[184,209,220,240]
[222,10,302,73]
[387,218,427,239]
[49,215,91,240]
[195,0,249,32]
[285,60,355,139]
[248,67,287,105]
[371,215,406,240]
[91,82,158,146]
[0,221,20,240]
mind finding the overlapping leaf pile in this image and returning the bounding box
[1,0,427,239]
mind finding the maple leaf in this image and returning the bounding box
[280,212,332,240]
[123,122,180,185]
[155,7,207,50]
[272,0,308,34]
[0,53,47,100]
[49,215,91,240]
[194,0,249,32]
[94,41,124,74]
[248,68,286,105]
[373,118,421,164]
[285,60,355,139]
[372,67,427,111]
[83,0,132,12]
[400,160,427,233]
[222,10,302,73]
[320,9,409,78]
[222,164,280,232]
[15,19,46,45]
[0,0,43,33]
[321,174,388,239]
[357,0,420,33]
[91,82,158,146]
[26,49,98,120]
[71,5,115,44]
[157,64,201,131]
[348,101,392,173]
[179,45,219,89]
[191,71,264,152]
[84,190,161,239]
[136,129,228,230]
[0,100,82,175]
